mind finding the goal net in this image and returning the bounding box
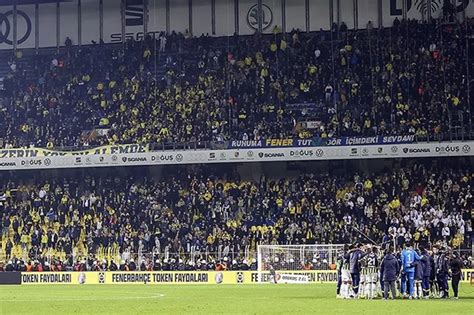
[257,244,344,283]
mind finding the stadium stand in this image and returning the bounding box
[0,159,471,271]
[0,18,472,149]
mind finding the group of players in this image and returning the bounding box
[337,242,464,300]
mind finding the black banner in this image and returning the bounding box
[0,272,21,285]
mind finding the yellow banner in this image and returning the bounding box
[21,272,99,285]
[0,144,149,159]
[20,269,474,285]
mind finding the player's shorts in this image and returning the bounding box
[341,269,351,282]
[366,272,378,283]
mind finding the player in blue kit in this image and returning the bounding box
[401,242,421,299]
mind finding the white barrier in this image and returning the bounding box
[0,141,472,171]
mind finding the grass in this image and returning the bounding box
[0,283,473,315]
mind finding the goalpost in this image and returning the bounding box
[257,244,344,283]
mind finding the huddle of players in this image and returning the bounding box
[337,242,464,300]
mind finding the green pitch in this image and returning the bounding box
[1,284,473,314]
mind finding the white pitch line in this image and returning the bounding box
[1,294,165,302]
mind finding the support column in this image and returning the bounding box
[144,0,148,37]
[281,0,286,33]
[78,0,82,46]
[257,0,263,33]
[211,0,216,35]
[99,0,104,42]
[329,0,334,29]
[305,0,309,32]
[165,0,170,34]
[353,0,358,30]
[56,0,60,49]
[35,3,39,51]
[13,4,17,51]
[377,0,382,28]
[234,0,239,35]
[188,0,192,35]
[402,0,407,21]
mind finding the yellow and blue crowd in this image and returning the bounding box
[1,18,472,149]
[0,160,471,271]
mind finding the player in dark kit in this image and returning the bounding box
[336,251,344,298]
[419,246,432,299]
[449,252,463,299]
[349,243,366,297]
[436,247,450,298]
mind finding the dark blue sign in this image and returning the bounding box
[324,135,416,146]
[226,135,415,149]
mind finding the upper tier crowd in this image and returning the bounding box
[0,160,471,271]
[1,18,472,148]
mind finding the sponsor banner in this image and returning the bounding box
[325,135,415,146]
[21,272,99,285]
[252,270,337,283]
[229,138,314,149]
[0,144,149,159]
[18,269,474,284]
[229,135,415,148]
[19,270,336,285]
[275,273,310,284]
[0,141,472,170]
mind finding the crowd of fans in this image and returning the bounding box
[1,18,472,148]
[0,160,471,271]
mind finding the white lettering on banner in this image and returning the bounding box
[0,141,472,170]
[383,135,415,143]
[231,140,262,147]
[276,273,309,284]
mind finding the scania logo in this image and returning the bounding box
[404,147,431,153]
[0,10,32,45]
[258,152,284,158]
[462,145,471,153]
[0,162,16,167]
[123,157,147,162]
